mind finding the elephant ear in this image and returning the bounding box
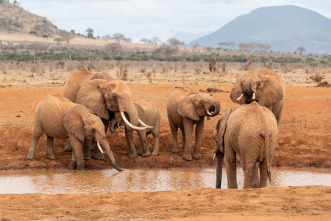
[177,92,200,121]
[214,108,233,153]
[75,79,109,120]
[134,103,145,121]
[259,75,284,107]
[63,106,85,142]
[230,78,245,104]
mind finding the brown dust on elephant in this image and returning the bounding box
[62,68,148,156]
[230,68,285,125]
[167,87,221,161]
[214,102,278,189]
[109,100,161,158]
[26,94,123,171]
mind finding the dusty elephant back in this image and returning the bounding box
[63,68,93,102]
[35,94,76,138]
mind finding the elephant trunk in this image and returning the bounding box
[206,101,221,117]
[241,79,255,98]
[215,151,224,188]
[100,140,123,172]
[118,97,139,128]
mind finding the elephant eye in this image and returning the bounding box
[257,81,261,87]
[91,128,96,133]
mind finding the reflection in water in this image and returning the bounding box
[0,168,330,194]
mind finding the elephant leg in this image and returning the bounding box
[69,150,77,170]
[125,128,137,158]
[27,127,43,160]
[243,165,255,189]
[64,139,72,152]
[225,138,238,189]
[151,131,160,156]
[83,139,92,160]
[193,117,205,160]
[251,162,260,188]
[69,134,84,170]
[259,160,269,188]
[169,120,179,154]
[182,117,194,161]
[216,151,224,188]
[180,128,185,152]
[137,130,150,157]
[45,135,56,160]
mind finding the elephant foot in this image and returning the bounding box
[92,150,104,160]
[172,147,179,154]
[76,162,85,170]
[182,153,192,161]
[64,143,72,152]
[142,151,151,157]
[45,153,56,160]
[136,146,144,155]
[151,150,159,156]
[69,160,76,170]
[128,152,137,159]
[192,153,201,160]
[83,151,91,160]
[26,151,35,160]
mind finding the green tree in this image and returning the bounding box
[85,28,94,38]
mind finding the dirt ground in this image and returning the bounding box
[0,82,330,220]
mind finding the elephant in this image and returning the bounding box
[62,68,148,155]
[109,100,161,158]
[167,87,221,161]
[62,68,112,103]
[213,102,278,189]
[26,93,123,171]
[230,68,285,125]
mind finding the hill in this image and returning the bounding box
[191,5,331,54]
[0,0,63,37]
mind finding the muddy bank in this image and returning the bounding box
[0,85,330,170]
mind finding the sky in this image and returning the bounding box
[16,0,331,43]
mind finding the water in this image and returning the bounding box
[0,167,330,194]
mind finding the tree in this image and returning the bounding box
[102,34,111,41]
[85,28,94,38]
[189,42,200,52]
[218,42,236,50]
[151,37,161,45]
[140,38,153,44]
[54,38,64,46]
[60,30,73,46]
[296,46,305,54]
[104,42,121,55]
[167,38,185,47]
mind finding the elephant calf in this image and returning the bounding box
[109,100,161,158]
[26,94,123,171]
[167,87,220,161]
[214,102,278,189]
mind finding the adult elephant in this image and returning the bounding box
[167,87,221,161]
[214,102,278,189]
[230,68,285,125]
[63,68,112,103]
[26,94,123,171]
[109,100,161,158]
[63,68,148,155]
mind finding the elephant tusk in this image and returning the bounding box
[138,119,154,129]
[236,93,244,101]
[121,111,148,131]
[252,92,256,100]
[206,110,213,116]
[97,142,104,154]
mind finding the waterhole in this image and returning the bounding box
[0,168,330,194]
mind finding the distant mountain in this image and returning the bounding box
[173,31,212,45]
[191,5,331,54]
[0,1,64,37]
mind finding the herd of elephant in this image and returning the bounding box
[26,67,285,189]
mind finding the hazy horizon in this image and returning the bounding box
[15,0,331,43]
